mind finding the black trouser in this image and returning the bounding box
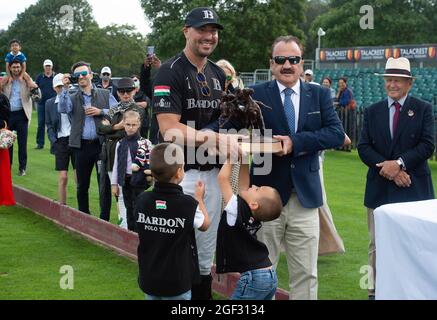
[122,177,144,232]
[36,102,46,147]
[74,140,111,216]
[9,109,28,171]
[98,159,112,221]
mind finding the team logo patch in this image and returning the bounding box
[154,86,171,97]
[156,200,167,210]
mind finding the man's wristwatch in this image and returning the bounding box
[396,158,406,170]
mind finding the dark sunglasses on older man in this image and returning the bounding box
[273,56,302,65]
[118,88,135,94]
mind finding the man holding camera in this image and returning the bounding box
[2,59,38,176]
[59,61,118,217]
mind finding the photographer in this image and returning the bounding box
[59,61,118,218]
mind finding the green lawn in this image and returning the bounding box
[3,111,437,300]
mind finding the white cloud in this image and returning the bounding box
[0,0,151,35]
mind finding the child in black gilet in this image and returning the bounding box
[135,143,210,300]
[111,110,152,232]
[216,161,283,300]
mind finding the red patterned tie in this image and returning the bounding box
[392,101,401,138]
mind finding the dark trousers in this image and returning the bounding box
[74,140,111,216]
[98,160,112,221]
[36,102,46,147]
[9,109,28,171]
[122,177,144,232]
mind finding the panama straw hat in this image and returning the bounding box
[375,57,415,78]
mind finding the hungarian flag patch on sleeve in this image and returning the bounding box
[154,86,171,97]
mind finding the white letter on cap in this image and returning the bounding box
[203,10,214,19]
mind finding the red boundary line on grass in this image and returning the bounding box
[13,185,289,300]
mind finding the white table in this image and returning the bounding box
[375,200,437,300]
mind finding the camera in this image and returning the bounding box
[147,46,155,57]
[69,74,79,84]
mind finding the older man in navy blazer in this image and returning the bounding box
[357,57,435,299]
[250,35,344,300]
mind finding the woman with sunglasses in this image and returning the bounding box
[97,78,146,229]
[216,59,244,93]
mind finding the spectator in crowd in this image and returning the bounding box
[304,69,320,86]
[3,59,38,176]
[45,73,76,205]
[322,76,336,102]
[141,53,161,144]
[0,92,15,206]
[111,110,153,232]
[357,57,435,300]
[35,59,57,149]
[131,74,151,138]
[152,7,240,300]
[3,39,27,84]
[98,77,146,226]
[136,143,210,300]
[59,61,118,217]
[336,77,354,150]
[216,161,282,300]
[250,35,344,300]
[216,59,244,92]
[97,66,119,101]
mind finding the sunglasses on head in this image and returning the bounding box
[118,88,135,94]
[73,70,89,77]
[273,56,302,65]
[196,72,211,97]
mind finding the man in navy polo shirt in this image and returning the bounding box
[35,59,56,149]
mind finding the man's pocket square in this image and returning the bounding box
[307,111,321,115]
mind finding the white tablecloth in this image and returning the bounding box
[375,200,437,300]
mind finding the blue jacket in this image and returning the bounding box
[357,96,435,209]
[250,80,344,208]
[45,97,71,154]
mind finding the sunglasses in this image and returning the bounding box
[102,73,110,76]
[273,56,302,65]
[196,72,211,96]
[118,88,135,94]
[225,75,233,82]
[73,71,89,78]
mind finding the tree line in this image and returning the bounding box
[1,0,436,78]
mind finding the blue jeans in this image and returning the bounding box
[147,290,191,300]
[231,269,277,300]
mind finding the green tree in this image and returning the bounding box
[311,0,437,49]
[0,0,147,77]
[141,0,305,72]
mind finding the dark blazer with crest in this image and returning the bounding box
[250,80,345,208]
[357,95,435,209]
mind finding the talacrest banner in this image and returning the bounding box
[320,44,437,63]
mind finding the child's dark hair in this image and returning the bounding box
[150,143,184,183]
[254,188,282,222]
[9,39,21,47]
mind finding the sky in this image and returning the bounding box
[0,0,151,35]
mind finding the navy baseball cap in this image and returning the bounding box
[185,7,224,30]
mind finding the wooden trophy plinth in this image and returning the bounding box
[239,136,282,154]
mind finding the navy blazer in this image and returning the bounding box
[45,97,71,154]
[250,80,344,208]
[357,96,435,209]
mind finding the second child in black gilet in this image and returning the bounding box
[216,195,272,274]
[136,182,200,297]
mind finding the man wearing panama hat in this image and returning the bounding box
[358,57,435,299]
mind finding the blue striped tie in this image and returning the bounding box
[284,88,296,134]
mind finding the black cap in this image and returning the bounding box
[185,7,223,30]
[117,78,136,90]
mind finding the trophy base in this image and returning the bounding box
[239,137,282,154]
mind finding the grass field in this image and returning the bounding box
[2,111,437,300]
